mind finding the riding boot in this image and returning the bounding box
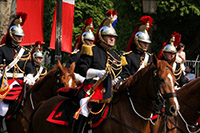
[72,115,87,133]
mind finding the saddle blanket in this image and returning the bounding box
[47,99,110,128]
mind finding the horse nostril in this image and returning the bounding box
[169,105,177,116]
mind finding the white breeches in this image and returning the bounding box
[0,101,9,116]
[79,97,90,117]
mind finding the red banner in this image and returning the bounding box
[49,0,75,53]
[17,0,44,46]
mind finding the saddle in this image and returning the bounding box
[46,98,111,128]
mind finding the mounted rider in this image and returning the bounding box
[31,41,47,81]
[121,16,153,79]
[66,18,95,84]
[72,10,125,133]
[0,12,35,131]
[67,18,95,67]
[158,32,186,89]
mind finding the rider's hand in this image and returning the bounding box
[74,73,85,83]
[112,76,122,86]
[86,68,106,79]
[24,74,35,85]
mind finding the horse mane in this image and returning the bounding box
[28,65,59,93]
[120,63,154,91]
[177,76,200,94]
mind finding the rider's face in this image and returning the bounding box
[85,39,93,46]
[164,52,176,61]
[140,41,149,52]
[13,35,23,43]
[103,35,116,47]
[36,57,43,64]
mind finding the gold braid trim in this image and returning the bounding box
[38,67,47,76]
[173,67,182,81]
[106,51,122,79]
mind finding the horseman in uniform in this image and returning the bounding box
[67,18,95,67]
[31,41,47,82]
[158,32,186,89]
[0,13,35,131]
[66,18,95,83]
[72,10,125,133]
[121,16,153,79]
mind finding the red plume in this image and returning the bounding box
[106,10,117,17]
[139,16,153,31]
[126,16,153,51]
[84,18,93,25]
[174,32,181,47]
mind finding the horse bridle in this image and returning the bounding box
[152,68,177,116]
[126,67,177,125]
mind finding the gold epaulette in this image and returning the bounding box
[121,56,128,66]
[0,43,6,47]
[81,44,95,56]
[122,51,132,56]
[71,49,80,55]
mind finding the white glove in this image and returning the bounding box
[24,74,35,85]
[74,73,85,83]
[112,76,122,86]
[86,68,106,79]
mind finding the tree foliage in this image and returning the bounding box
[43,0,200,59]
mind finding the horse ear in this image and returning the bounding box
[152,53,158,67]
[70,62,75,72]
[57,60,65,74]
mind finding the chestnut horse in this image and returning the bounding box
[30,55,179,133]
[5,61,77,133]
[151,77,200,133]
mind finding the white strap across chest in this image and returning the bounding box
[138,53,149,71]
[173,62,177,71]
[34,66,44,80]
[5,47,25,72]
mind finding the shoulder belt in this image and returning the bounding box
[34,66,44,80]
[172,62,177,71]
[80,44,94,56]
[120,56,128,66]
[138,52,149,71]
[122,51,132,56]
[5,47,25,72]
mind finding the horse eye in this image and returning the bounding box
[160,78,164,82]
[166,66,169,70]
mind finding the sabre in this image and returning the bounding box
[86,67,110,95]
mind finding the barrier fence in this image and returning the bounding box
[185,60,200,78]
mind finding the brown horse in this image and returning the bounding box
[30,55,179,133]
[151,77,200,133]
[5,61,77,133]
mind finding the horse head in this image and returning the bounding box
[29,60,78,100]
[151,54,179,116]
[119,54,179,118]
